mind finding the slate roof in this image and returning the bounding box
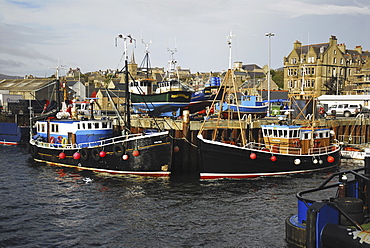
[0,78,56,91]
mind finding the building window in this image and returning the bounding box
[308,57,315,63]
[334,50,337,55]
[312,79,315,88]
[333,57,337,64]
[340,58,344,64]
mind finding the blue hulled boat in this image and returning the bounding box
[286,152,370,247]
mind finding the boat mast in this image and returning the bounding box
[140,38,152,79]
[227,31,235,70]
[116,34,136,134]
[166,44,179,81]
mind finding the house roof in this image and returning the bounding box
[0,78,57,91]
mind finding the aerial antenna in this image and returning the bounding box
[140,37,152,78]
[166,39,178,80]
[226,31,235,70]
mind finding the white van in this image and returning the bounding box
[326,104,361,117]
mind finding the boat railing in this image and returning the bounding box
[246,142,339,155]
[308,144,340,155]
[245,142,303,155]
[31,133,145,150]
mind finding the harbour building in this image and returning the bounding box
[284,35,370,98]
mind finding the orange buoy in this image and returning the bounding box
[327,156,335,163]
[99,151,106,157]
[174,146,180,153]
[133,150,140,157]
[122,154,129,160]
[270,155,277,162]
[59,152,66,159]
[73,152,81,160]
[250,152,257,159]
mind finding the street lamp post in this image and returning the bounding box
[265,32,275,116]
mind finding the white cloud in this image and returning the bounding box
[270,0,370,18]
[0,0,369,76]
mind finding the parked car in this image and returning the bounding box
[326,104,361,117]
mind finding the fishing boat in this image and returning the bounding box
[216,93,267,119]
[130,44,192,117]
[339,113,367,160]
[0,122,29,145]
[28,34,172,177]
[185,77,224,114]
[286,152,370,248]
[196,32,341,180]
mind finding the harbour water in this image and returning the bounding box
[0,145,363,247]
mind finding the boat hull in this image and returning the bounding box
[0,122,29,145]
[131,91,191,103]
[197,135,340,179]
[29,132,172,177]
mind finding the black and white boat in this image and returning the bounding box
[130,44,192,117]
[28,34,172,177]
[197,32,341,180]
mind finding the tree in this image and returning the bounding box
[271,69,284,89]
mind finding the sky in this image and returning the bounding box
[0,0,369,77]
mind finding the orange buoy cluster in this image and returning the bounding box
[99,151,106,158]
[133,150,140,157]
[327,156,335,163]
[73,152,81,160]
[59,152,66,159]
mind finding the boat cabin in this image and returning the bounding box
[129,79,156,95]
[34,119,113,145]
[261,124,331,154]
[156,79,186,93]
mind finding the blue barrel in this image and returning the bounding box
[215,77,220,86]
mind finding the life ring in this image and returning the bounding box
[113,143,125,157]
[61,138,68,148]
[292,139,300,148]
[57,136,63,144]
[30,145,38,156]
[91,148,101,161]
[272,145,279,153]
[49,136,55,144]
[80,149,89,160]
[261,147,270,152]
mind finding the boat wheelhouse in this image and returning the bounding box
[34,119,113,146]
[261,125,331,155]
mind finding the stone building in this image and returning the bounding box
[284,35,370,98]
